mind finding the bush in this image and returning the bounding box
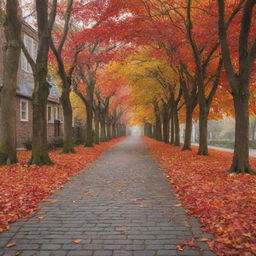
[24,137,64,151]
[48,136,64,150]
[249,141,256,149]
[209,140,256,149]
[23,138,32,150]
[208,140,234,149]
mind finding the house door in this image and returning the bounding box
[54,120,60,137]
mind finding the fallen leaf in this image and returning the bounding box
[84,191,93,195]
[176,244,184,251]
[6,242,16,248]
[73,239,81,244]
[116,226,127,232]
[200,238,210,242]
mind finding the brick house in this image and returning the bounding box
[0,21,63,149]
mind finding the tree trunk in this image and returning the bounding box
[162,107,169,143]
[182,105,193,151]
[116,123,120,137]
[170,109,175,145]
[154,103,162,141]
[148,123,153,137]
[112,123,117,138]
[94,109,100,144]
[197,105,209,155]
[229,93,255,174]
[155,116,162,141]
[0,0,21,165]
[174,106,180,146]
[122,124,126,136]
[85,102,93,147]
[107,123,111,141]
[27,0,57,165]
[100,116,107,142]
[29,79,52,165]
[61,89,75,153]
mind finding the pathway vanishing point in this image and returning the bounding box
[0,136,215,256]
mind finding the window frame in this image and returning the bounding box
[21,34,38,73]
[20,99,29,122]
[47,105,53,123]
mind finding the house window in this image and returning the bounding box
[20,100,29,121]
[21,34,38,73]
[59,107,63,121]
[53,107,58,121]
[47,106,52,123]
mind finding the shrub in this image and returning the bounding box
[23,138,32,150]
[208,140,234,149]
[49,136,64,150]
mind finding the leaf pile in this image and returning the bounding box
[144,137,256,256]
[0,138,123,232]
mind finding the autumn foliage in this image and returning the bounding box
[0,138,124,232]
[144,137,256,256]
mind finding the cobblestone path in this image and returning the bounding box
[0,136,215,256]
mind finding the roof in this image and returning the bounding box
[17,80,60,103]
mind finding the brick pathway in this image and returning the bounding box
[0,136,215,256]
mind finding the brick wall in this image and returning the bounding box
[16,96,63,149]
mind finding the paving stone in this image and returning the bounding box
[0,137,214,256]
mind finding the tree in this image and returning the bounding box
[218,0,256,174]
[21,0,57,165]
[0,0,21,165]
[50,0,77,153]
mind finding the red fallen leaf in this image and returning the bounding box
[144,137,256,255]
[130,199,137,203]
[187,240,200,248]
[116,226,127,232]
[6,242,16,248]
[73,239,81,244]
[0,138,124,234]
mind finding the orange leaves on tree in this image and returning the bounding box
[144,137,256,256]
[0,138,124,232]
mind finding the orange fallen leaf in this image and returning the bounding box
[73,239,81,244]
[36,216,45,220]
[176,244,184,251]
[6,242,16,248]
[84,191,93,195]
[200,238,210,242]
[175,203,182,207]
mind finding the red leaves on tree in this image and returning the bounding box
[144,137,256,256]
[0,138,123,232]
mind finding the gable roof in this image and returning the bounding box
[17,80,60,103]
